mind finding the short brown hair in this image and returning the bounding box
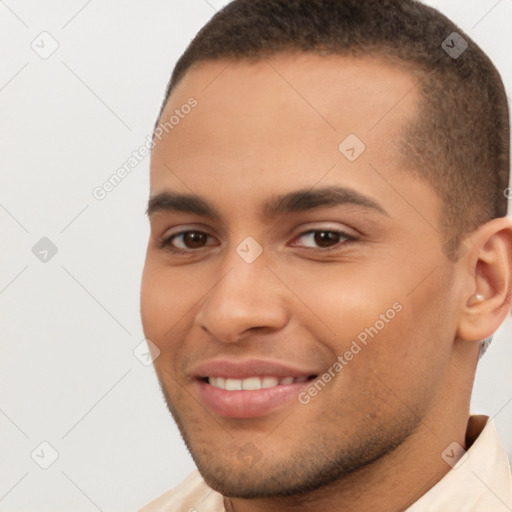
[157,0,510,253]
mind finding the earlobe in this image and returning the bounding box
[456,217,512,342]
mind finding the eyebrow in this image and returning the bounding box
[146,187,388,219]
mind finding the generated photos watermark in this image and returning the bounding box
[92,97,198,201]
[298,301,403,405]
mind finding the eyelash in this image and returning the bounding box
[157,228,356,254]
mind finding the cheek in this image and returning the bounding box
[282,258,449,384]
[277,259,398,337]
[140,259,215,345]
[351,278,455,409]
[140,263,193,387]
[140,264,165,339]
[140,262,187,343]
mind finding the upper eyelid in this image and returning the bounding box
[295,228,354,239]
[161,224,353,240]
[160,220,356,236]
[293,223,355,236]
[157,223,219,240]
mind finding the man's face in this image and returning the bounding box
[141,54,461,497]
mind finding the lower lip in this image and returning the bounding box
[195,379,311,418]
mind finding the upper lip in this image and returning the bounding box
[191,358,319,379]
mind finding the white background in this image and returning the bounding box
[1,1,511,510]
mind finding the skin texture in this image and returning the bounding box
[141,54,512,512]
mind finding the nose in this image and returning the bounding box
[195,256,289,343]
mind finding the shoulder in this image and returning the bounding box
[138,470,225,512]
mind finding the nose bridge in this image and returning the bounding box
[223,256,265,300]
[215,233,271,299]
[195,244,287,342]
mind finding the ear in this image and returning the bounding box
[456,216,512,342]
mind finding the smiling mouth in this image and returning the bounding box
[203,375,318,391]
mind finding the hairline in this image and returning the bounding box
[155,49,428,132]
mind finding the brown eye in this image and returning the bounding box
[163,231,215,251]
[296,230,350,249]
[181,232,208,248]
[313,231,342,247]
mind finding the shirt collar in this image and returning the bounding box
[407,415,512,511]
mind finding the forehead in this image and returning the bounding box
[152,53,419,170]
[149,54,438,228]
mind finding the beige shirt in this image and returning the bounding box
[139,416,512,512]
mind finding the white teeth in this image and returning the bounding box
[225,378,242,391]
[241,377,262,390]
[208,376,305,390]
[261,376,279,388]
[209,377,225,389]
